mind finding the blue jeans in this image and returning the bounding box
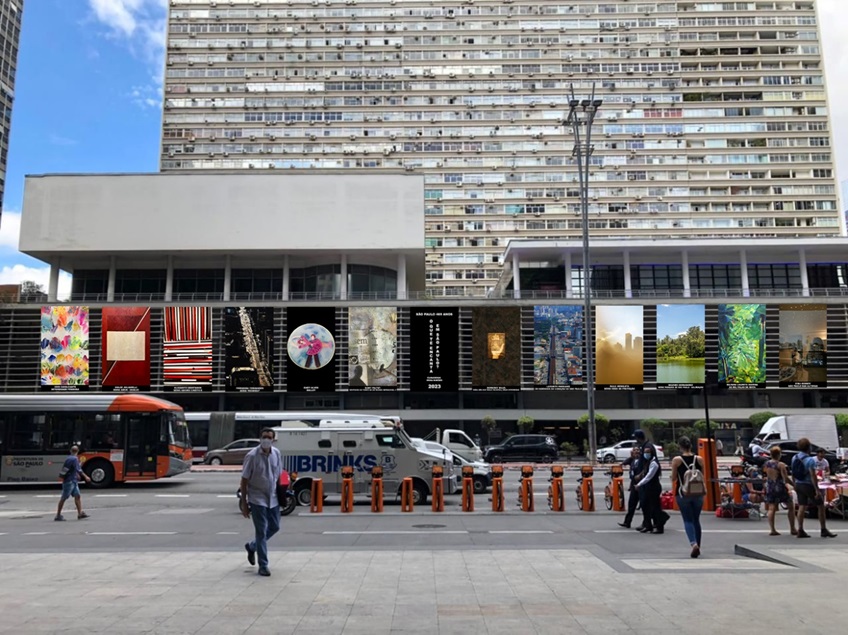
[676,496,704,546]
[249,504,280,569]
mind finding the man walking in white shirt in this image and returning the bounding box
[240,427,283,577]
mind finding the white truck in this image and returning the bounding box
[757,414,839,450]
[411,438,492,493]
[275,423,458,507]
[423,428,483,462]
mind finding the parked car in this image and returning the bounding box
[596,440,665,463]
[764,440,840,473]
[204,438,260,465]
[483,434,557,463]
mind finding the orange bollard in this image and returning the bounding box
[431,465,445,512]
[310,478,323,513]
[697,438,719,512]
[520,465,534,512]
[370,466,384,513]
[340,466,355,513]
[610,465,625,512]
[550,465,565,512]
[580,465,595,512]
[491,465,505,512]
[400,477,414,512]
[461,465,475,512]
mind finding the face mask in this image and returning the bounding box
[644,453,653,460]
[260,438,273,450]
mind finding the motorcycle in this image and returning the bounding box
[236,469,297,517]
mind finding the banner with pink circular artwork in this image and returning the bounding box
[40,306,90,390]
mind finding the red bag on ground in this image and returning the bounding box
[660,491,674,510]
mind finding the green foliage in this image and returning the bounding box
[517,415,534,434]
[577,413,611,436]
[560,442,579,458]
[675,427,700,443]
[664,441,680,458]
[717,304,766,384]
[748,411,777,428]
[608,427,625,444]
[691,420,708,434]
[481,415,497,431]
[657,326,705,361]
[836,414,848,430]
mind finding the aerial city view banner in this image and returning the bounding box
[101,307,151,392]
[286,306,336,392]
[409,307,459,392]
[595,305,643,389]
[778,304,827,388]
[348,307,397,390]
[223,307,275,392]
[717,303,766,388]
[533,305,583,390]
[471,306,521,390]
[656,304,705,388]
[40,306,89,390]
[163,306,213,392]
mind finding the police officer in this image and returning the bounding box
[618,446,642,529]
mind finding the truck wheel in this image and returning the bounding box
[473,476,487,494]
[84,460,114,488]
[295,483,312,507]
[412,481,428,506]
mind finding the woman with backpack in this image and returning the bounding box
[672,436,705,558]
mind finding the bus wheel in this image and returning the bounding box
[85,460,114,488]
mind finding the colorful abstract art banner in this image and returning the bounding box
[286,307,337,392]
[101,307,151,392]
[348,307,397,390]
[656,305,705,389]
[163,306,213,392]
[40,306,89,390]
[717,303,766,389]
[533,306,584,390]
[779,304,827,388]
[471,306,521,391]
[224,307,275,392]
[409,308,459,392]
[596,305,643,390]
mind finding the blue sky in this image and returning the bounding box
[0,0,167,295]
[657,304,705,340]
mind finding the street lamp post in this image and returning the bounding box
[566,85,602,464]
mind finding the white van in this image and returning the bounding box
[276,423,458,506]
[424,428,483,462]
[411,438,492,494]
[758,415,838,450]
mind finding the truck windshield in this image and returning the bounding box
[396,428,415,449]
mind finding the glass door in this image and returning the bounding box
[124,413,160,476]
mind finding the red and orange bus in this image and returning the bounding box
[0,394,192,487]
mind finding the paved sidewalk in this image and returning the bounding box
[1,546,846,634]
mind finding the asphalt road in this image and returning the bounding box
[1,472,842,557]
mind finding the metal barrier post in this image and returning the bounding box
[550,465,565,512]
[491,465,505,512]
[310,478,323,513]
[580,465,595,512]
[521,465,535,512]
[370,466,384,513]
[340,466,354,513]
[610,465,625,512]
[461,465,475,512]
[400,477,414,512]
[431,465,445,512]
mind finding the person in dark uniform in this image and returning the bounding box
[634,430,670,534]
[618,446,642,529]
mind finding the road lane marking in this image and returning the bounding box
[23,532,50,536]
[323,530,469,535]
[216,531,239,535]
[86,532,177,536]
[95,494,128,497]
[488,530,554,534]
[154,494,190,498]
[217,495,234,498]
[35,495,60,498]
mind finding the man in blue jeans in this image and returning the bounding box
[240,427,283,576]
[55,445,91,521]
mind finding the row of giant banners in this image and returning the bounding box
[38,304,828,392]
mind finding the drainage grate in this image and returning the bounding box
[411,524,446,529]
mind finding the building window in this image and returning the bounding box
[70,270,108,299]
[748,264,802,290]
[689,265,742,290]
[173,269,224,296]
[631,265,684,291]
[289,264,341,296]
[231,269,283,295]
[115,270,166,296]
[807,264,848,289]
[348,265,397,296]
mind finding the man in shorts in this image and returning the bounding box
[55,445,91,521]
[792,437,836,539]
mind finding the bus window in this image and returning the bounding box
[49,414,84,452]
[168,413,191,448]
[87,414,123,451]
[10,414,46,452]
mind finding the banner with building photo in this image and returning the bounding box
[348,307,397,390]
[656,304,705,389]
[163,306,213,392]
[101,307,151,392]
[40,306,90,390]
[595,305,643,390]
[471,306,521,391]
[717,303,766,389]
[778,304,827,388]
[286,307,337,392]
[533,305,584,390]
[409,308,459,392]
[224,307,275,392]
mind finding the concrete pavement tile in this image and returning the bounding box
[342,615,394,632]
[243,616,302,635]
[347,603,395,617]
[294,615,348,633]
[436,604,483,618]
[196,617,259,634]
[393,603,438,620]
[304,602,353,617]
[435,617,489,635]
[483,617,540,634]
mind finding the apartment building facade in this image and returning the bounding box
[0,0,22,212]
[160,0,841,298]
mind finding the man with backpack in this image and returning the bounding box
[791,437,837,539]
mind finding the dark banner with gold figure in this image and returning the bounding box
[471,307,521,391]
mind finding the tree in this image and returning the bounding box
[20,280,46,298]
[748,411,777,428]
[560,442,578,461]
[517,415,534,434]
[480,415,498,445]
[639,418,668,442]
[577,413,610,437]
[836,414,848,430]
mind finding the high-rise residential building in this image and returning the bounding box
[0,0,22,214]
[161,0,841,298]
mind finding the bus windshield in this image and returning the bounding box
[168,412,191,449]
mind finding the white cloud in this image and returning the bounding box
[0,210,72,299]
[0,210,21,250]
[0,264,73,300]
[129,83,163,109]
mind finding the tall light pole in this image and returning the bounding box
[566,85,602,464]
